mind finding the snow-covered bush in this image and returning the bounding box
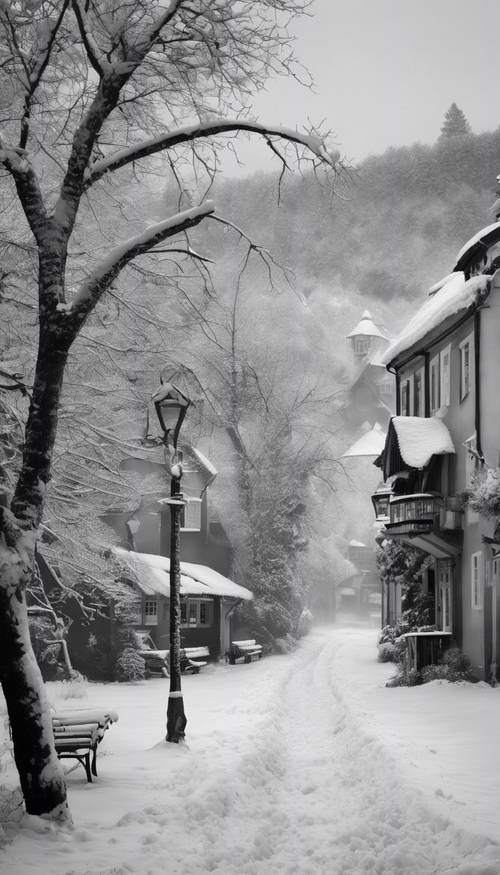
[420,647,476,684]
[470,467,500,523]
[377,642,395,662]
[114,647,146,682]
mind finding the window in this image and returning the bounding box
[459,335,472,402]
[354,337,370,356]
[471,552,483,610]
[440,345,451,407]
[181,497,202,532]
[143,599,158,625]
[430,355,440,413]
[413,368,424,416]
[180,598,214,628]
[380,376,393,396]
[400,379,410,416]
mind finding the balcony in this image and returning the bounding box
[385,493,442,537]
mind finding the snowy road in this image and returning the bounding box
[3,626,500,874]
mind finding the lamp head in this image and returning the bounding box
[152,382,191,448]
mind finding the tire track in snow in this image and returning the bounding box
[178,627,500,875]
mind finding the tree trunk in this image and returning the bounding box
[0,314,71,817]
[0,569,68,817]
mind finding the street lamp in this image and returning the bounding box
[152,381,192,743]
[371,482,392,524]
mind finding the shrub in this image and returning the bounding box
[420,646,476,684]
[114,647,146,682]
[377,642,395,662]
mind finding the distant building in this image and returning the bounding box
[344,310,394,430]
[339,311,395,623]
[373,215,500,681]
[105,444,248,657]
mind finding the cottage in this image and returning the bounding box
[373,214,500,680]
[114,547,253,657]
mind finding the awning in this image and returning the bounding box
[113,548,253,601]
[379,416,455,481]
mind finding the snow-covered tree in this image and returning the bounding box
[439,102,472,139]
[0,0,344,819]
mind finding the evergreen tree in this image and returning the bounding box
[439,102,472,139]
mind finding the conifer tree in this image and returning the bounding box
[439,102,472,139]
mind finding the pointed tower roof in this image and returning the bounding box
[346,310,388,340]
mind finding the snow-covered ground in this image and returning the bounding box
[1,624,500,874]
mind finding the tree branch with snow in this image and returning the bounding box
[83,120,341,189]
[67,201,215,328]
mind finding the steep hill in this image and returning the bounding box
[209,127,500,333]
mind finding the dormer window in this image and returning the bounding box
[354,337,370,356]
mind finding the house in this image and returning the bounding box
[372,214,500,680]
[113,548,253,658]
[105,443,249,658]
[339,312,395,626]
[337,540,381,618]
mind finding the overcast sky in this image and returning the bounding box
[230,0,500,174]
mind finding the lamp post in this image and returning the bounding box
[152,381,192,743]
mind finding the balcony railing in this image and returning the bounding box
[385,493,442,537]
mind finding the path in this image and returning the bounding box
[3,627,500,874]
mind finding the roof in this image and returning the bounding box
[454,221,500,271]
[346,310,388,340]
[342,423,386,458]
[113,548,253,601]
[383,273,490,365]
[379,416,455,480]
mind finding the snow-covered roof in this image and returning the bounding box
[454,221,500,270]
[342,423,386,458]
[380,416,455,479]
[190,446,217,479]
[114,548,253,601]
[346,310,388,340]
[383,274,490,364]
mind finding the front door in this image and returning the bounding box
[438,563,452,633]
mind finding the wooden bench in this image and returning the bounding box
[182,646,210,673]
[227,639,263,665]
[140,646,209,677]
[52,709,118,783]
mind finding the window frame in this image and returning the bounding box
[143,598,158,625]
[430,354,440,414]
[400,379,411,416]
[180,496,202,532]
[459,334,473,402]
[440,344,451,407]
[471,551,483,610]
[180,597,214,629]
[413,367,425,416]
[354,336,370,356]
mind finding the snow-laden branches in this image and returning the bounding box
[84,119,341,189]
[68,200,215,324]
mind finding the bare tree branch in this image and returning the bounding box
[83,120,341,189]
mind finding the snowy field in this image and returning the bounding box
[1,624,500,875]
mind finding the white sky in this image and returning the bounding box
[230,0,500,174]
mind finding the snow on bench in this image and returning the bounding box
[52,709,118,783]
[227,639,263,665]
[139,646,210,677]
